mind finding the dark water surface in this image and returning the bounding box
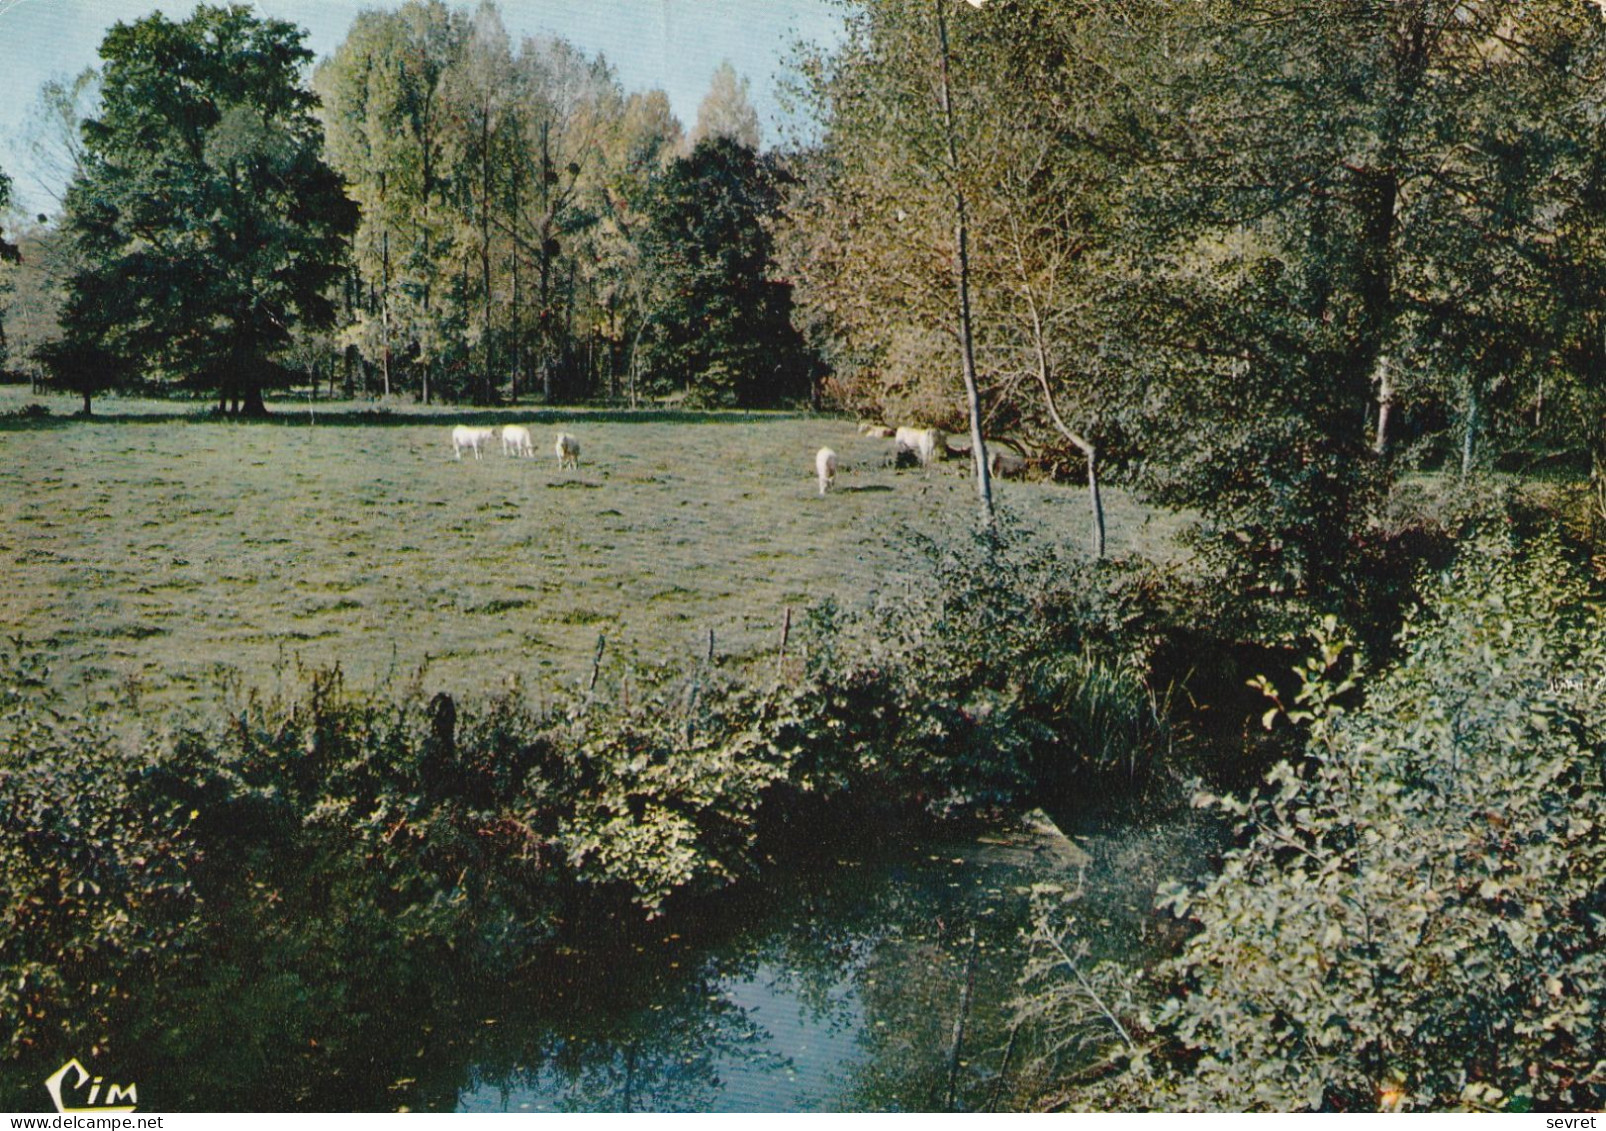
[3,808,1216,1112]
[447,809,1217,1113]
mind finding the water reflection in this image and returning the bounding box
[454,811,1215,1113]
[0,809,1211,1111]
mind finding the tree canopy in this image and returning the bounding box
[639,137,812,407]
[790,0,1606,597]
[690,62,762,151]
[315,0,688,404]
[54,4,355,415]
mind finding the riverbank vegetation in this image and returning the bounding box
[1020,528,1606,1111]
[3,0,1606,1113]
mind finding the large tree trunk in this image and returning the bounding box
[240,382,268,418]
[1460,384,1478,479]
[1343,166,1399,439]
[236,350,269,418]
[1373,354,1394,454]
[1345,7,1430,446]
[381,224,391,399]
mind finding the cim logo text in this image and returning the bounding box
[43,1059,138,1113]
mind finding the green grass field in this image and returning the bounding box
[1,390,1188,715]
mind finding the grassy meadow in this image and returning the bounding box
[1,389,1186,716]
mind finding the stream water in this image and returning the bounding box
[442,807,1218,1113]
[3,806,1218,1112]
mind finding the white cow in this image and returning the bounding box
[893,426,922,464]
[501,424,535,457]
[452,425,497,460]
[555,431,581,469]
[894,426,945,469]
[816,446,838,495]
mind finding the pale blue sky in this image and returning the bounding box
[0,0,845,217]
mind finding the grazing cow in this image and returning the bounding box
[893,427,922,465]
[816,446,838,495]
[452,425,497,460]
[989,448,1028,479]
[501,424,535,457]
[555,431,581,469]
[894,426,945,469]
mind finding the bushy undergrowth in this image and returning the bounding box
[0,652,201,1068]
[791,527,1176,808]
[0,526,1179,1087]
[1022,529,1606,1111]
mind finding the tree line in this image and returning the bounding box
[0,1,813,415]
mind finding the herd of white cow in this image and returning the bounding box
[451,424,580,467]
[450,420,1014,497]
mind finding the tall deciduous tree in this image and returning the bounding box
[788,0,1011,525]
[597,88,684,404]
[317,0,463,402]
[639,137,811,407]
[25,69,100,209]
[7,220,78,395]
[952,0,1165,557]
[505,34,621,402]
[57,4,355,415]
[320,2,666,405]
[443,1,519,404]
[690,62,761,151]
[1517,6,1606,548]
[794,0,1606,583]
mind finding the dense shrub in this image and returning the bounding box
[0,651,203,1064]
[787,526,1177,807]
[1027,529,1606,1111]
